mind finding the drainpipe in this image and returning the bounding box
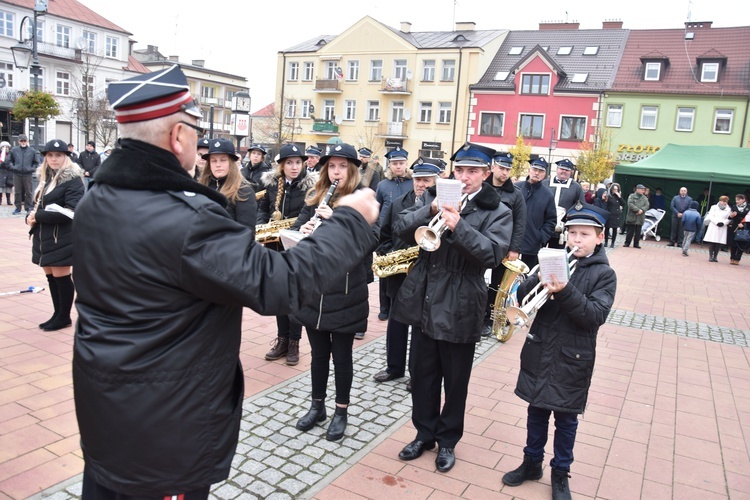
[450,47,464,159]
[278,53,287,146]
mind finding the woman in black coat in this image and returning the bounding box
[26,140,85,331]
[198,138,256,236]
[257,144,317,366]
[291,143,377,442]
[0,141,12,205]
[603,182,625,248]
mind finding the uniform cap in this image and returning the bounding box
[493,152,513,167]
[384,147,408,160]
[248,143,267,155]
[305,145,322,157]
[278,143,308,162]
[357,147,372,158]
[529,157,549,170]
[564,201,609,228]
[201,137,239,161]
[197,138,210,150]
[410,157,442,177]
[320,143,361,167]
[450,142,495,167]
[555,158,575,171]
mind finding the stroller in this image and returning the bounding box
[641,208,665,241]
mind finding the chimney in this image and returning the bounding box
[539,20,580,30]
[147,45,159,53]
[168,55,179,62]
[192,59,205,67]
[455,21,476,31]
[400,22,411,33]
[685,21,713,29]
[602,20,623,29]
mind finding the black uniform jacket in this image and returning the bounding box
[30,164,85,267]
[391,183,512,343]
[205,174,257,233]
[491,178,527,254]
[514,244,616,413]
[516,180,556,256]
[71,139,375,496]
[377,189,417,298]
[256,168,317,224]
[240,161,271,193]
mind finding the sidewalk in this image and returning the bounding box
[1,207,749,499]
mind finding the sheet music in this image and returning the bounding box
[537,248,570,284]
[45,203,74,219]
[436,178,463,211]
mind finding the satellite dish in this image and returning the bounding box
[75,37,87,50]
[334,115,343,125]
[405,69,413,80]
[403,109,411,121]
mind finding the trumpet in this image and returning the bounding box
[505,246,578,335]
[414,194,468,252]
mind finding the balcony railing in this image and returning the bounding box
[0,88,23,105]
[36,41,81,62]
[312,121,339,134]
[380,78,410,94]
[377,121,407,138]
[313,79,341,92]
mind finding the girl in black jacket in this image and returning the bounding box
[198,138,256,236]
[291,143,377,442]
[26,140,85,331]
[257,144,317,366]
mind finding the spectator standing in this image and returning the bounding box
[680,201,701,256]
[67,143,79,163]
[604,183,625,248]
[668,187,693,246]
[623,184,649,248]
[9,133,39,214]
[704,196,731,262]
[77,141,101,188]
[727,194,750,265]
[0,141,12,205]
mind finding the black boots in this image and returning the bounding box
[296,399,326,431]
[265,337,289,360]
[551,468,572,500]
[39,274,58,329]
[326,405,347,441]
[42,275,74,331]
[502,454,543,486]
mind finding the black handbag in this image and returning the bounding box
[734,229,750,243]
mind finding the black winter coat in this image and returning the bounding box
[240,161,271,193]
[377,190,418,298]
[205,175,257,234]
[491,178,527,254]
[516,180,556,255]
[8,145,38,175]
[72,139,376,496]
[29,164,85,266]
[291,198,377,333]
[257,169,317,224]
[392,184,512,343]
[514,245,616,413]
[77,149,101,177]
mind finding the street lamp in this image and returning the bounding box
[11,5,45,149]
[547,127,557,176]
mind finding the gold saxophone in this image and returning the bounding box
[255,218,298,244]
[372,246,420,278]
[490,258,530,342]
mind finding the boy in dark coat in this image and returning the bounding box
[502,202,617,500]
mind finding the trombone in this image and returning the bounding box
[414,194,468,252]
[505,246,579,336]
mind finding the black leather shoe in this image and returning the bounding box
[398,439,435,460]
[666,243,675,247]
[405,378,412,392]
[480,322,492,337]
[435,447,455,472]
[378,312,389,321]
[373,370,403,382]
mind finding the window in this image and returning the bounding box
[441,60,455,81]
[640,106,658,129]
[520,114,544,138]
[344,100,356,120]
[571,73,588,83]
[493,71,509,81]
[583,46,599,55]
[30,68,44,91]
[701,62,719,82]
[56,25,71,48]
[288,62,299,80]
[347,60,359,81]
[0,11,13,37]
[285,99,296,118]
[301,100,312,118]
[557,46,572,55]
[25,19,43,42]
[83,74,94,98]
[480,112,504,136]
[201,87,215,99]
[560,116,586,141]
[422,60,435,81]
[606,105,623,128]
[438,102,452,123]
[508,46,524,55]
[393,59,407,80]
[714,109,733,133]
[325,61,337,80]
[56,71,70,96]
[644,62,661,81]
[675,107,695,132]
[105,36,119,58]
[0,62,14,89]
[303,62,314,81]
[370,60,383,81]
[83,31,96,53]
[323,99,335,121]
[419,102,432,123]
[521,74,550,95]
[366,100,379,121]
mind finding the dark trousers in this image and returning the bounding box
[13,174,32,211]
[379,278,390,315]
[547,233,565,249]
[306,328,355,405]
[670,215,684,244]
[523,405,579,471]
[520,253,539,271]
[624,223,642,247]
[82,466,209,499]
[276,315,302,341]
[409,327,475,448]
[385,318,409,376]
[604,226,617,245]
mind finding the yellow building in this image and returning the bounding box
[276,16,507,161]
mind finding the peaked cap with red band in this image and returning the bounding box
[107,65,202,123]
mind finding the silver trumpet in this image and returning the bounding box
[505,246,579,336]
[414,194,468,252]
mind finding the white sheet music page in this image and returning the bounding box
[537,248,570,284]
[436,178,463,211]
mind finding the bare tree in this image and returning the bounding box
[355,123,385,157]
[68,51,114,147]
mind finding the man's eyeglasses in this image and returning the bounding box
[179,121,206,136]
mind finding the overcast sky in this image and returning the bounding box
[79,0,748,112]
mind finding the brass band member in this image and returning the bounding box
[372,158,440,387]
[258,144,317,366]
[240,143,271,194]
[292,143,378,442]
[542,158,584,249]
[392,143,511,472]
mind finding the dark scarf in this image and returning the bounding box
[94,139,227,206]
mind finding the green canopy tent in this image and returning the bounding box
[613,144,750,238]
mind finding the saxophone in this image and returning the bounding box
[255,217,298,245]
[372,246,419,278]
